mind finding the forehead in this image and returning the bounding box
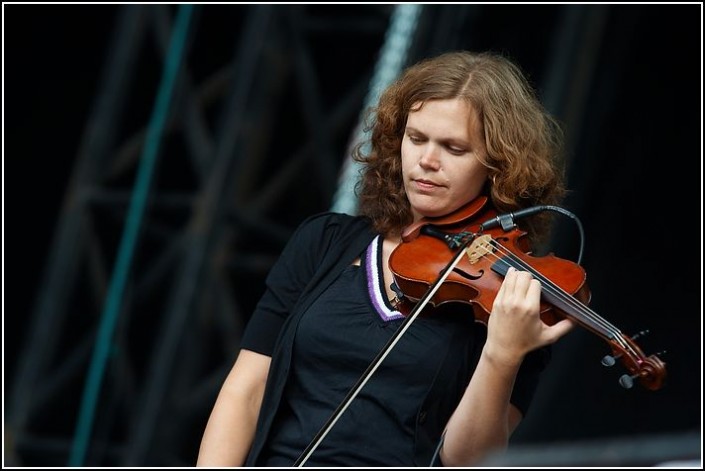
[407,99,482,138]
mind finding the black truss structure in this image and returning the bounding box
[8,3,700,468]
[8,5,395,466]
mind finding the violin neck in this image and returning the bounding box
[491,258,615,339]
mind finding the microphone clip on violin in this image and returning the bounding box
[478,205,547,232]
[478,204,586,265]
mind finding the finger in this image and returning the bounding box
[544,318,576,344]
[499,266,517,297]
[526,277,542,305]
[511,269,535,298]
[494,268,509,304]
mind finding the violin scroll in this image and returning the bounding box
[601,333,667,391]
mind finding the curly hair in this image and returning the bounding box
[353,51,566,245]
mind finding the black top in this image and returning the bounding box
[241,213,549,466]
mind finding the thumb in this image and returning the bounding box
[544,318,576,344]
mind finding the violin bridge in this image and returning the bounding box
[464,234,495,264]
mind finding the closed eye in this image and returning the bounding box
[446,146,468,155]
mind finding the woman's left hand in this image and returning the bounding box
[485,267,575,366]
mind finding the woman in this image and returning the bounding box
[197,50,575,467]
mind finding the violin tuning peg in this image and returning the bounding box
[631,329,649,340]
[619,373,638,389]
[601,351,623,367]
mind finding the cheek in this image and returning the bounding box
[469,169,489,194]
[454,161,488,193]
[400,141,414,171]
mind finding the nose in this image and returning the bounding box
[418,144,441,170]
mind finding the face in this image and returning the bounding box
[401,98,489,222]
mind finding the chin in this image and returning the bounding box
[409,195,455,219]
[413,205,447,219]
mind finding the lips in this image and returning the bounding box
[413,179,443,191]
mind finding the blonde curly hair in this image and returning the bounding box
[353,51,566,246]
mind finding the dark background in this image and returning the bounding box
[4,3,702,467]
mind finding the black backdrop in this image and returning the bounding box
[5,3,702,467]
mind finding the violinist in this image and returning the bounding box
[197,50,576,467]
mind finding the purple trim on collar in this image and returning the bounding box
[366,236,404,322]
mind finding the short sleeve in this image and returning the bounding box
[239,213,345,356]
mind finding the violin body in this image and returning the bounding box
[391,199,590,327]
[390,196,666,391]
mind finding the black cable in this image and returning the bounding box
[543,205,585,265]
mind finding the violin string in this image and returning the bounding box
[479,240,635,355]
[481,241,628,349]
[478,240,614,331]
[453,220,630,349]
[482,245,634,357]
[442,224,611,337]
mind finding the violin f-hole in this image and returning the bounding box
[452,267,484,281]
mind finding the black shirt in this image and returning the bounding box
[260,236,483,466]
[241,213,549,466]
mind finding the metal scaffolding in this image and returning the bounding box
[8,4,395,466]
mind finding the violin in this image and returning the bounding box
[389,196,667,391]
